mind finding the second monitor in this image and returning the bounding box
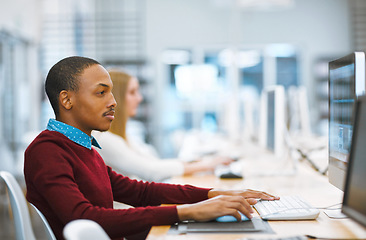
[259,85,286,158]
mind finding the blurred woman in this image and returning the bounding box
[94,69,233,182]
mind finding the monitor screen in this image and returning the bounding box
[342,96,366,227]
[328,52,365,191]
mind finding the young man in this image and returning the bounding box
[24,56,278,240]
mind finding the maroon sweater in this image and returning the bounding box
[24,130,210,240]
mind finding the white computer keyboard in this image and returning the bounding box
[253,195,320,220]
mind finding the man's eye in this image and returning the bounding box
[98,91,105,95]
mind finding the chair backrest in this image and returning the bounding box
[30,203,56,240]
[63,219,110,240]
[0,171,36,240]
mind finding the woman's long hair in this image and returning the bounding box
[108,69,132,142]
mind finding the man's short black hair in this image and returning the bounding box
[45,56,100,116]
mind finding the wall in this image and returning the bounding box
[0,0,42,174]
[0,0,42,39]
[145,0,353,154]
[0,0,43,131]
[146,0,352,80]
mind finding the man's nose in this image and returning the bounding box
[109,94,117,108]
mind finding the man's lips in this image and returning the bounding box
[103,110,115,120]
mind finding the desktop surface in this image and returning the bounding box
[147,147,366,239]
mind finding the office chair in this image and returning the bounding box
[63,219,110,240]
[30,203,56,240]
[0,171,36,240]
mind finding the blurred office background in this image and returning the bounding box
[0,0,365,175]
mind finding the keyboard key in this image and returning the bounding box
[253,195,320,220]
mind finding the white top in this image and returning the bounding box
[92,131,184,182]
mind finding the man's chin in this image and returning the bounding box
[97,129,108,132]
[95,125,111,132]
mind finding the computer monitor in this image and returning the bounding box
[287,86,311,136]
[341,95,366,227]
[328,52,366,191]
[259,85,286,158]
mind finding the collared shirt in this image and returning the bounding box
[46,118,101,150]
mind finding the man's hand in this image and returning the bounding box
[176,189,279,222]
[208,189,280,203]
[177,195,254,222]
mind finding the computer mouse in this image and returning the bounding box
[216,213,249,222]
[219,171,243,179]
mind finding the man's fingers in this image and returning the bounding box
[181,195,257,222]
[242,189,280,200]
[223,195,252,208]
[230,210,244,221]
[246,198,258,205]
[221,196,254,219]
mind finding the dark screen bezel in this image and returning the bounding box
[341,95,366,228]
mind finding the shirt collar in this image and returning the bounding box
[46,119,101,150]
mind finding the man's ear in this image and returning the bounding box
[59,90,73,110]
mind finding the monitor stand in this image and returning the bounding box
[324,209,348,219]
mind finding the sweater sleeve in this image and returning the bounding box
[108,167,211,207]
[95,131,184,182]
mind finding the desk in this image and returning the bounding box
[147,157,366,239]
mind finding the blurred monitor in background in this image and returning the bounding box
[259,85,286,158]
[287,85,311,136]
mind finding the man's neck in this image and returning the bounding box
[55,116,92,136]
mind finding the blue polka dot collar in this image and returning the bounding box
[46,118,101,150]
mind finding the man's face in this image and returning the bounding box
[70,64,117,135]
